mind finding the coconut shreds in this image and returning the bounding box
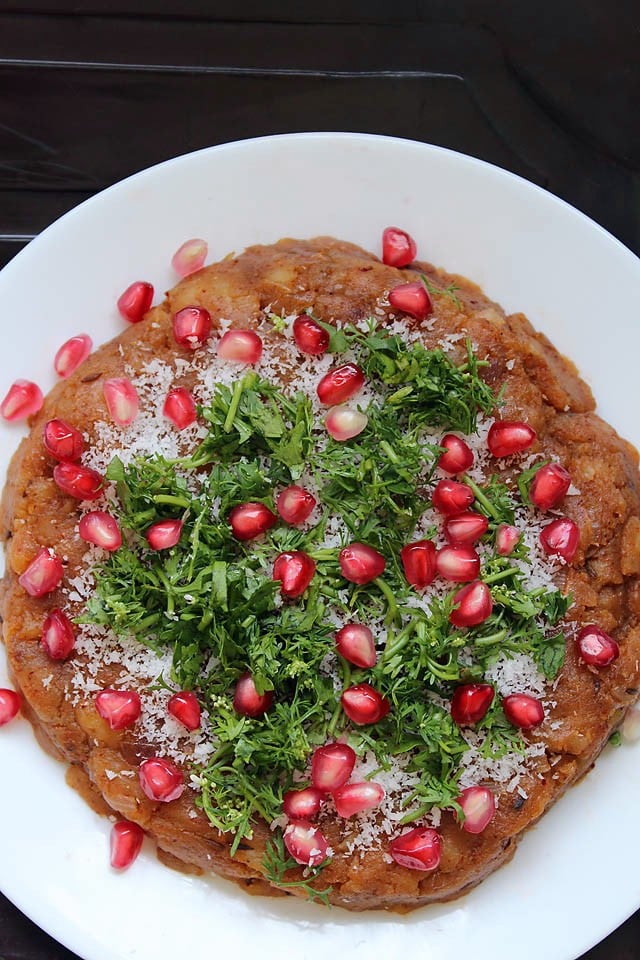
[59,310,570,858]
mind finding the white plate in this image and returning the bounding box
[1,133,639,960]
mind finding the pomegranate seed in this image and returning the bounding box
[283,787,324,821]
[110,820,144,870]
[103,377,139,426]
[576,624,620,667]
[233,672,273,718]
[457,786,496,834]
[54,334,92,377]
[502,693,544,729]
[171,238,208,277]
[530,463,572,510]
[293,315,330,355]
[496,524,520,556]
[43,419,84,461]
[53,462,104,500]
[450,683,494,725]
[449,581,493,628]
[276,485,316,525]
[388,281,432,320]
[79,511,122,551]
[117,281,154,323]
[18,547,63,597]
[339,542,386,584]
[41,608,75,659]
[316,363,365,406]
[146,519,183,551]
[95,689,141,730]
[172,305,212,349]
[436,545,480,582]
[168,690,201,730]
[438,435,474,474]
[333,781,385,818]
[444,511,489,545]
[539,517,580,562]
[335,623,377,669]
[0,689,20,726]
[217,329,263,364]
[487,420,536,458]
[283,820,328,867]
[389,827,441,871]
[341,683,390,725]
[432,478,474,516]
[381,226,417,267]
[163,387,197,429]
[311,742,356,792]
[273,551,316,598]
[228,502,277,541]
[325,405,368,441]
[401,539,436,589]
[0,380,43,421]
[139,757,184,803]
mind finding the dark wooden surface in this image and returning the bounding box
[0,3,639,958]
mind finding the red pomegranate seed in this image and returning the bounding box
[283,820,328,867]
[0,689,20,726]
[146,519,183,551]
[95,689,141,730]
[273,551,316,598]
[333,781,385,818]
[450,683,494,725]
[444,511,489,545]
[43,419,84,461]
[228,502,277,541]
[457,786,496,834]
[335,623,377,669]
[163,387,197,429]
[316,363,365,406]
[110,820,144,870]
[388,281,432,320]
[233,672,273,718]
[389,827,441,871]
[54,334,92,377]
[436,545,480,582]
[487,420,536,458]
[342,683,390,725]
[172,305,212,349]
[283,787,324,821]
[311,742,356,792]
[381,226,417,267]
[438,434,474,474]
[79,511,122,551]
[217,329,263,364]
[400,539,436,589]
[41,608,75,659]
[0,380,43,421]
[502,693,544,729]
[276,485,316,525]
[576,624,620,667]
[530,463,572,510]
[496,523,520,556]
[103,377,139,426]
[168,690,201,730]
[18,547,63,597]
[293,315,330,355]
[539,517,580,562]
[449,581,493,628]
[171,238,208,277]
[432,478,474,516]
[117,281,154,324]
[53,462,104,501]
[325,405,368,441]
[139,757,184,803]
[339,542,386,584]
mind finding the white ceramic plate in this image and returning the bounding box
[1,133,639,960]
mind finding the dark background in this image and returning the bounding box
[0,2,638,958]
